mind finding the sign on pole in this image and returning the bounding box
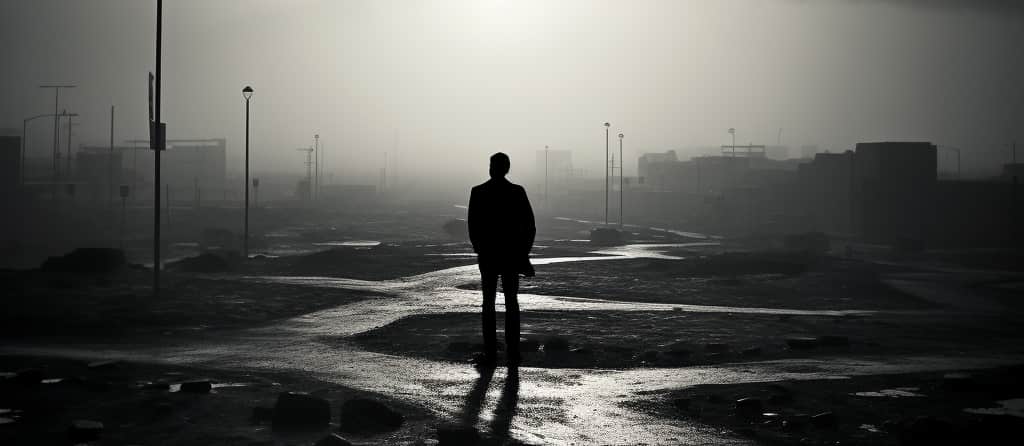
[149,122,166,151]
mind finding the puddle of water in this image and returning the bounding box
[41,378,63,384]
[852,387,925,398]
[860,423,882,433]
[313,241,382,247]
[0,417,14,425]
[964,399,1024,418]
[168,382,251,393]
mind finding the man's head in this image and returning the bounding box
[489,152,510,179]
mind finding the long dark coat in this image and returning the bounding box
[467,177,536,274]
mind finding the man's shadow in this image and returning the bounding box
[489,366,520,437]
[458,366,520,439]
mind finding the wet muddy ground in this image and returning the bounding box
[626,365,1024,446]
[2,213,1024,445]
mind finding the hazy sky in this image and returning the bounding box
[1,0,1022,183]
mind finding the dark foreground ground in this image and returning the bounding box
[625,365,1024,446]
[3,217,1024,444]
[0,354,502,446]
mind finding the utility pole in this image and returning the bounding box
[40,85,75,199]
[314,134,320,200]
[297,147,314,201]
[604,122,610,226]
[618,133,624,228]
[64,112,75,180]
[109,106,115,210]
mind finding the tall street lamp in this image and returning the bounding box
[604,122,610,226]
[153,0,164,298]
[544,145,549,205]
[242,85,253,260]
[618,133,624,228]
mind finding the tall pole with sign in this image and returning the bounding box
[152,0,163,298]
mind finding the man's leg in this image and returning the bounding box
[501,272,521,362]
[480,269,499,360]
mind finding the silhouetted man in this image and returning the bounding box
[468,152,536,365]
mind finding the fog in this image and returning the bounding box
[2,0,1022,186]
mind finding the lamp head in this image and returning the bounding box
[242,86,254,100]
[618,133,624,139]
[603,122,610,128]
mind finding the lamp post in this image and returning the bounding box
[544,145,549,205]
[242,85,253,260]
[604,122,610,226]
[618,133,624,228]
[728,127,736,156]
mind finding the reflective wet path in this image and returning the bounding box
[6,243,1023,445]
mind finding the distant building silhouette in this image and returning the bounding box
[854,142,937,244]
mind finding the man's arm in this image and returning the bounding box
[520,186,536,255]
[467,187,480,253]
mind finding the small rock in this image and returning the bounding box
[810,411,838,429]
[705,343,730,353]
[338,398,404,434]
[68,419,104,443]
[740,347,762,357]
[141,380,170,390]
[437,424,480,445]
[272,392,330,430]
[881,419,899,432]
[315,433,354,446]
[543,336,571,352]
[782,414,810,432]
[519,339,541,352]
[786,337,818,350]
[179,380,212,393]
[817,335,849,347]
[735,398,763,420]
